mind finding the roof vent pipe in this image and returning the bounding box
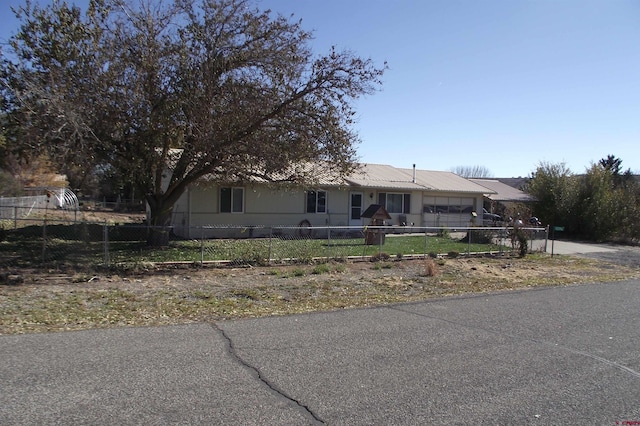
[412,164,416,183]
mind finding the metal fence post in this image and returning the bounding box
[327,226,331,261]
[103,223,109,268]
[13,206,17,229]
[544,225,549,253]
[268,227,273,264]
[41,217,47,264]
[424,230,428,258]
[529,229,536,253]
[200,228,204,265]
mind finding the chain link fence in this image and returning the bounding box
[0,218,548,269]
[0,196,49,220]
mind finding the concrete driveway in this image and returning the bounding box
[546,238,640,268]
[546,239,618,255]
[2,278,639,425]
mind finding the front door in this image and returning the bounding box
[349,192,364,227]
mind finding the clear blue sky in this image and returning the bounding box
[2,0,639,177]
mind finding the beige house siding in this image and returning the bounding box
[171,186,486,238]
[165,163,495,238]
[171,184,353,238]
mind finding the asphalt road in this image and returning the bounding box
[1,247,639,424]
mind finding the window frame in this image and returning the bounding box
[220,187,244,213]
[306,189,327,214]
[378,192,411,214]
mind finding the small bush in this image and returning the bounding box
[447,251,459,258]
[370,252,391,262]
[428,252,438,259]
[312,264,330,275]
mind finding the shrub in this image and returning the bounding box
[515,230,528,258]
[370,252,391,262]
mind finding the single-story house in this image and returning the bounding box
[169,163,497,238]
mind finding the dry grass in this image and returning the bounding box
[1,253,638,335]
[423,258,440,277]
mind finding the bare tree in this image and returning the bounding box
[451,165,494,178]
[2,0,386,244]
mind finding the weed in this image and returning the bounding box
[424,259,439,277]
[191,290,212,300]
[231,289,261,300]
[373,261,393,270]
[312,264,331,275]
[292,268,306,277]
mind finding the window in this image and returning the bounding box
[378,193,410,214]
[350,193,363,220]
[220,187,244,213]
[306,190,327,213]
[423,196,473,215]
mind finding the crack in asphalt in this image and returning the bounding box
[212,323,325,424]
[388,305,640,380]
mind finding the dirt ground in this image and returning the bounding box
[2,252,639,335]
[3,252,632,290]
[3,208,639,334]
[40,209,147,224]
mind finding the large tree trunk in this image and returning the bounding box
[146,196,174,247]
